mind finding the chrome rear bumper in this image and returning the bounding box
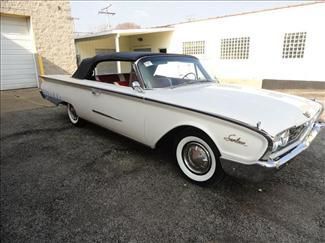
[220,122,324,182]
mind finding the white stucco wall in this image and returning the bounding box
[76,37,116,58]
[168,3,325,87]
[127,31,173,52]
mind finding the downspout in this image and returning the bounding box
[115,33,121,73]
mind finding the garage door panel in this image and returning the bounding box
[1,54,35,64]
[1,74,37,81]
[1,38,33,50]
[1,81,38,90]
[2,25,29,35]
[4,63,36,70]
[2,48,33,55]
[1,69,36,79]
[1,15,28,25]
[1,33,31,41]
[1,16,38,90]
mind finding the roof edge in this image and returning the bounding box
[75,27,174,40]
[157,1,322,27]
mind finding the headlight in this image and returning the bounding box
[272,130,290,152]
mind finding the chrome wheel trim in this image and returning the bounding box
[176,136,216,182]
[182,142,211,175]
[67,104,79,124]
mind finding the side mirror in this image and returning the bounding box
[132,81,144,93]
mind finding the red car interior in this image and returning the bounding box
[96,73,129,83]
[95,72,140,87]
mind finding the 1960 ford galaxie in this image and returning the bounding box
[40,52,324,183]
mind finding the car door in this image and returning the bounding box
[89,82,147,145]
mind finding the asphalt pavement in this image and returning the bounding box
[1,105,324,242]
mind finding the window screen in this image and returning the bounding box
[220,37,250,59]
[282,32,306,59]
[182,41,205,55]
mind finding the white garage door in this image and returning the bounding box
[1,15,38,90]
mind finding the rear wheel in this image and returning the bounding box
[175,129,224,184]
[67,104,84,126]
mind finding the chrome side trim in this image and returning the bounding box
[42,76,274,149]
[92,109,122,122]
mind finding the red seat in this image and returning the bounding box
[95,73,131,86]
[96,74,120,83]
[114,81,129,86]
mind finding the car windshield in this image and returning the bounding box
[137,56,215,89]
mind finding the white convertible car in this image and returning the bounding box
[40,52,324,183]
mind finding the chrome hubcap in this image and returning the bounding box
[68,105,78,121]
[182,142,211,175]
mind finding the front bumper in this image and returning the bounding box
[220,122,324,182]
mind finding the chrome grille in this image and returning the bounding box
[289,123,308,143]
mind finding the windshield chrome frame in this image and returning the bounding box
[134,55,216,90]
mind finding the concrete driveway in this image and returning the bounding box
[0,88,53,113]
[1,89,324,242]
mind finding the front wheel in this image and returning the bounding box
[67,103,84,126]
[175,129,224,184]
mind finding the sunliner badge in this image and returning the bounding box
[224,134,247,147]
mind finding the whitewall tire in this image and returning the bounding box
[67,104,84,126]
[175,130,224,183]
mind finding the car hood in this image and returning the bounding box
[145,83,322,137]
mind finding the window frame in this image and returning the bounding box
[136,55,213,89]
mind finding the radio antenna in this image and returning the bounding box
[98,3,116,30]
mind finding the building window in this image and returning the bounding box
[159,48,167,53]
[95,49,117,74]
[282,32,306,59]
[133,48,152,52]
[220,37,250,59]
[182,41,205,55]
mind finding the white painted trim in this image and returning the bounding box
[115,33,121,73]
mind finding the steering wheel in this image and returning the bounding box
[182,72,196,79]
